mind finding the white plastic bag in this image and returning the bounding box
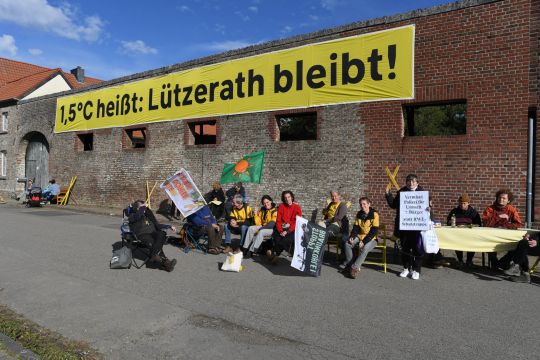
[221,251,244,272]
[421,223,439,254]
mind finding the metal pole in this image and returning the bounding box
[526,109,535,228]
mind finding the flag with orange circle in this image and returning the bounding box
[220,150,265,184]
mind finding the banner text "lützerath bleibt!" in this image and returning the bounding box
[55,25,414,133]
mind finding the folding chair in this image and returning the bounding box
[181,222,209,254]
[363,223,388,273]
[120,205,152,269]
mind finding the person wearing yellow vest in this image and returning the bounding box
[341,197,379,279]
[243,195,277,258]
[319,191,348,236]
[224,194,254,253]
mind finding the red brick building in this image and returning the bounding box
[1,0,539,230]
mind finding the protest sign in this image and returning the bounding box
[291,216,329,277]
[160,169,206,217]
[399,190,430,231]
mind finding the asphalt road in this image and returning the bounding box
[0,205,538,360]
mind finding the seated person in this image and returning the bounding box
[502,232,539,283]
[185,205,223,255]
[242,195,277,258]
[128,200,177,272]
[446,193,482,267]
[204,182,225,220]
[224,182,246,215]
[42,179,61,202]
[341,197,379,279]
[268,191,302,264]
[319,190,348,237]
[482,188,523,269]
[18,178,33,203]
[224,194,254,253]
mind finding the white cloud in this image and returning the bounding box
[234,11,250,22]
[28,48,43,56]
[0,34,17,56]
[248,6,258,13]
[194,40,253,52]
[119,40,158,55]
[214,23,226,35]
[321,0,338,10]
[178,5,191,12]
[0,0,104,42]
[280,25,293,35]
[309,14,319,21]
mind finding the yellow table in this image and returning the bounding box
[434,227,527,252]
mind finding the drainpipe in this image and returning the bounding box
[526,108,536,228]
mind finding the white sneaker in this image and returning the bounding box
[411,271,420,280]
[399,268,410,278]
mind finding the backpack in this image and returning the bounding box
[110,246,132,269]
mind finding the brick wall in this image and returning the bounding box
[2,0,538,231]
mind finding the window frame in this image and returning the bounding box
[402,101,467,137]
[76,132,94,152]
[1,112,7,133]
[273,111,319,142]
[124,127,148,149]
[187,120,218,145]
[0,151,6,177]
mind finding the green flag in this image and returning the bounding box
[220,150,265,184]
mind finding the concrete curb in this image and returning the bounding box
[0,333,39,360]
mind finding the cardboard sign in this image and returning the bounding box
[399,191,430,231]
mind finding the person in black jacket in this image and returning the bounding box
[128,200,177,272]
[204,182,226,220]
[446,193,482,267]
[386,174,427,280]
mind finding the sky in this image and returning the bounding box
[0,0,452,81]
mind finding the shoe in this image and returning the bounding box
[266,249,273,258]
[162,258,177,272]
[338,262,348,270]
[456,260,464,269]
[411,270,420,280]
[399,268,410,278]
[510,272,531,283]
[349,267,359,279]
[504,262,521,277]
[269,255,279,265]
[223,245,233,254]
[244,251,252,259]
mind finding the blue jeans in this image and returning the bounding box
[224,223,249,246]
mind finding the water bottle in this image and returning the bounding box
[451,214,456,227]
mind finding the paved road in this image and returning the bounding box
[0,205,538,359]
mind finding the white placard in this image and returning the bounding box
[399,191,430,231]
[160,168,206,217]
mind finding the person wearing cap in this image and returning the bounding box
[446,193,482,267]
[385,174,428,280]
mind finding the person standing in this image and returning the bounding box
[386,174,427,280]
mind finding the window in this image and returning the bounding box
[403,102,466,136]
[276,112,317,141]
[77,133,94,151]
[1,112,7,132]
[125,128,147,148]
[0,151,6,177]
[188,121,217,145]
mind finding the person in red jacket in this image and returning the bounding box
[482,188,523,270]
[268,190,302,264]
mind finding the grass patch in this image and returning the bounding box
[0,304,103,360]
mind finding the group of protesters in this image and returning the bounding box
[129,176,538,282]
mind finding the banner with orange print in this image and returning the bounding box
[220,150,265,184]
[160,168,206,217]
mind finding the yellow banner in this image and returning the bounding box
[55,25,414,133]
